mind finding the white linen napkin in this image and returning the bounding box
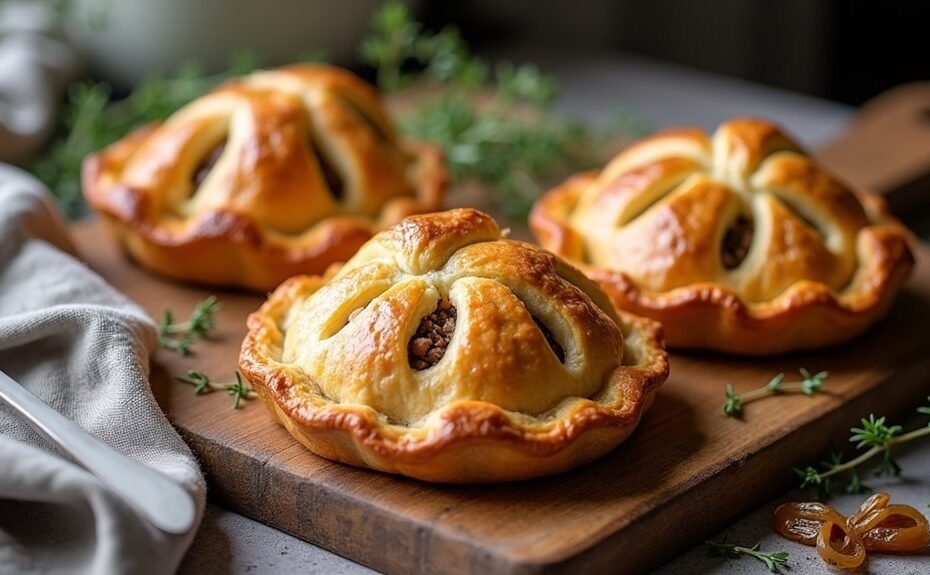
[0,165,205,574]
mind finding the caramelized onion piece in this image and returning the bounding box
[817,521,866,569]
[846,492,930,553]
[774,501,845,545]
[857,505,930,553]
[847,492,890,528]
[774,493,930,570]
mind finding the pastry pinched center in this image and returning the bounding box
[281,210,625,425]
[569,120,871,302]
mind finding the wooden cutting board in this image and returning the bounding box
[70,85,930,575]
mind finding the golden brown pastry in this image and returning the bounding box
[531,118,914,355]
[83,64,446,291]
[239,208,668,482]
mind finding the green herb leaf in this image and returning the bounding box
[722,368,826,418]
[766,373,785,392]
[850,414,902,450]
[495,62,556,105]
[188,296,221,337]
[175,370,214,395]
[796,403,930,498]
[224,372,254,410]
[173,370,255,410]
[799,370,828,395]
[362,0,634,220]
[844,468,870,494]
[795,466,822,489]
[706,533,790,573]
[158,296,222,355]
[723,384,742,416]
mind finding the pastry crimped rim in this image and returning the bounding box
[238,266,668,484]
[82,66,447,293]
[531,170,914,355]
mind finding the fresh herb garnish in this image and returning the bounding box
[175,370,256,410]
[723,369,828,417]
[400,96,599,218]
[157,296,221,356]
[705,533,790,573]
[361,0,638,219]
[795,397,930,497]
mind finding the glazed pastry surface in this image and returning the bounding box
[531,118,914,355]
[240,208,668,482]
[83,64,445,291]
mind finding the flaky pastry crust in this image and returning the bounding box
[83,64,446,291]
[239,209,668,482]
[530,118,914,355]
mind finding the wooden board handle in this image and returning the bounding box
[817,83,930,212]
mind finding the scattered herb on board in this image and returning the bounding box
[157,296,222,356]
[175,370,256,410]
[795,397,930,497]
[705,533,790,573]
[723,368,828,417]
[360,0,647,219]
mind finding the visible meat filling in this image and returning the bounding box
[533,317,565,362]
[408,300,456,370]
[192,140,227,189]
[721,215,754,269]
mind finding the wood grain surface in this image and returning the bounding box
[818,82,930,213]
[70,85,930,574]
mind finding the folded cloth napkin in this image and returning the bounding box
[0,165,205,574]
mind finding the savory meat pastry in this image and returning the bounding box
[239,208,668,482]
[531,118,914,355]
[83,64,446,291]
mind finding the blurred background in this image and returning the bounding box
[443,1,929,106]
[2,0,928,231]
[54,0,927,105]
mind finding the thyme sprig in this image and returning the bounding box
[705,533,790,573]
[401,96,597,218]
[723,369,828,417]
[795,397,930,497]
[175,370,256,410]
[361,0,637,219]
[157,296,221,356]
